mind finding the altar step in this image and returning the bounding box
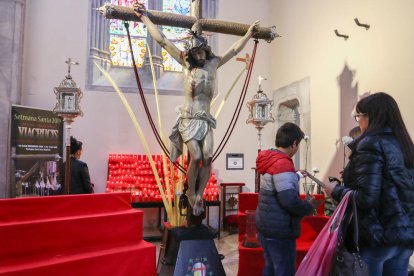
[0,192,132,222]
[0,209,143,259]
[0,192,156,275]
[0,240,155,276]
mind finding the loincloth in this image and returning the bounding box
[169,111,216,161]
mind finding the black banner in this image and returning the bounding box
[10,105,64,197]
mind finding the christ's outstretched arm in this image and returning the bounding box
[218,20,260,68]
[134,3,185,66]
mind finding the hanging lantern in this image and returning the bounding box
[52,58,83,195]
[53,58,83,121]
[246,76,274,132]
[246,76,274,193]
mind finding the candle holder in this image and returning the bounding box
[242,210,261,248]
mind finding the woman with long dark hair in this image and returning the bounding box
[325,92,414,275]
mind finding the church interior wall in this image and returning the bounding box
[15,0,414,233]
[4,1,414,264]
[20,0,272,196]
[269,0,414,185]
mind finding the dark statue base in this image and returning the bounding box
[174,239,226,275]
[157,222,219,276]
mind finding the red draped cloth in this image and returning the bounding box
[0,192,156,275]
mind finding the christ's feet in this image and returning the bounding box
[192,195,204,216]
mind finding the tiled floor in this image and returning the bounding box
[150,230,414,275]
[151,231,239,276]
[214,232,239,276]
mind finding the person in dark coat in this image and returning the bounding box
[62,137,93,194]
[255,122,322,276]
[325,92,414,276]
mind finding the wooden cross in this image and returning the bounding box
[236,53,251,70]
[98,0,278,42]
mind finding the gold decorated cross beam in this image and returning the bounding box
[98,0,278,42]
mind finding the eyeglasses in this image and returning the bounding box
[354,113,367,122]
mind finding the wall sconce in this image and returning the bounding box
[354,18,370,30]
[334,29,349,40]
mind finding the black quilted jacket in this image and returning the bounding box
[332,128,414,249]
[62,157,93,194]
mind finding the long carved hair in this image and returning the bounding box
[185,44,215,70]
[184,31,216,69]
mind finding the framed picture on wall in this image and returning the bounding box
[226,153,244,170]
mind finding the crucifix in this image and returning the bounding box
[98,0,278,42]
[98,0,277,219]
[236,53,251,70]
[65,58,79,79]
[257,75,267,91]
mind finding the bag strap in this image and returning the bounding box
[329,191,352,233]
[335,191,360,251]
[350,191,361,253]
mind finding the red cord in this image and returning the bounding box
[213,39,259,162]
[125,20,259,168]
[124,22,186,173]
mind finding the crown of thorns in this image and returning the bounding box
[185,31,208,51]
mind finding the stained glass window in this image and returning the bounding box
[109,0,148,67]
[162,0,191,72]
[88,0,216,92]
[109,0,190,71]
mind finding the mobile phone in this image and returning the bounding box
[303,171,325,188]
[328,176,341,183]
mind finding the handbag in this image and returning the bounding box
[329,191,368,276]
[296,191,352,276]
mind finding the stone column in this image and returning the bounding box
[143,0,163,79]
[88,0,111,87]
[0,0,25,198]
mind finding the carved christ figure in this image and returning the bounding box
[134,3,259,216]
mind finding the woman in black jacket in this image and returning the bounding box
[325,92,414,276]
[62,137,93,194]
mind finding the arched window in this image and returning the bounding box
[161,0,190,72]
[109,0,148,68]
[87,0,217,94]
